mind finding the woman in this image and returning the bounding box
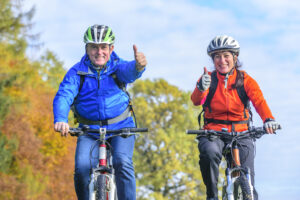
[191,35,280,200]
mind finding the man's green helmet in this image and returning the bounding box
[83,25,115,44]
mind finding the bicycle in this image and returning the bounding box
[186,126,280,200]
[69,126,148,200]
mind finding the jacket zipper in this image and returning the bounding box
[97,70,101,89]
[224,73,229,89]
[96,69,101,120]
[224,73,230,129]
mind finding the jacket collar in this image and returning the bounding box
[77,51,120,75]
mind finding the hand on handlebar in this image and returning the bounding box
[54,122,69,137]
[263,119,281,134]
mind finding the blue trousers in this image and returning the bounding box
[74,134,136,200]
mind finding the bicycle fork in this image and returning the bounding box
[224,145,253,200]
[224,168,235,200]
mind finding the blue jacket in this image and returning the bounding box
[53,51,145,130]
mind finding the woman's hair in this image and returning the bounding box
[232,57,244,89]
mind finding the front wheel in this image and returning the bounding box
[234,175,253,200]
[96,174,107,200]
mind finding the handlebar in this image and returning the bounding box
[69,127,148,137]
[186,126,278,139]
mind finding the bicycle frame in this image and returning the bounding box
[89,128,117,200]
[69,126,148,200]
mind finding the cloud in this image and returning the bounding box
[251,0,300,19]
[24,0,300,120]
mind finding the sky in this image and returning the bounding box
[23,0,300,199]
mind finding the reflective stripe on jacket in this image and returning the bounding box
[191,69,274,132]
[53,51,145,130]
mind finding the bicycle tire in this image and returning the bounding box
[96,174,107,200]
[234,174,253,200]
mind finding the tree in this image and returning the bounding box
[131,79,207,200]
[37,50,66,89]
[0,0,36,55]
[0,1,77,199]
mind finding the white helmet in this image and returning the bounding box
[207,35,240,57]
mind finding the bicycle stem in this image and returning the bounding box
[99,128,106,141]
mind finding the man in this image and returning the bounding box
[53,24,147,200]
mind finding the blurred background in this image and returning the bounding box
[1,0,299,199]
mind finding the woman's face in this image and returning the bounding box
[213,51,237,74]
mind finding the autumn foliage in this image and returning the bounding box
[0,1,77,199]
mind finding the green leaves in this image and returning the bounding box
[131,79,206,199]
[38,50,66,89]
[0,133,18,174]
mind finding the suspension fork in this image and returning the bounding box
[224,142,241,200]
[231,142,241,177]
[232,141,252,181]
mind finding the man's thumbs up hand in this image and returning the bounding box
[133,44,147,71]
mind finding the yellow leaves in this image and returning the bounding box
[0,2,77,198]
[0,37,76,198]
[18,165,48,199]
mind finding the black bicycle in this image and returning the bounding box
[69,126,148,200]
[186,126,280,200]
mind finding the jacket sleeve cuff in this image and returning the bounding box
[264,118,275,123]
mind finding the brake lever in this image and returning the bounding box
[121,129,135,138]
[69,128,84,137]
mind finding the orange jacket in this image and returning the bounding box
[191,69,274,132]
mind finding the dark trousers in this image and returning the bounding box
[198,136,258,200]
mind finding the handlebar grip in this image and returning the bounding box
[69,132,77,137]
[128,128,148,132]
[186,130,206,134]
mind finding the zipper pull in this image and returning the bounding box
[224,73,229,89]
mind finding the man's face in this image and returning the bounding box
[86,43,114,67]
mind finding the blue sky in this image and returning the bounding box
[24,0,300,199]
